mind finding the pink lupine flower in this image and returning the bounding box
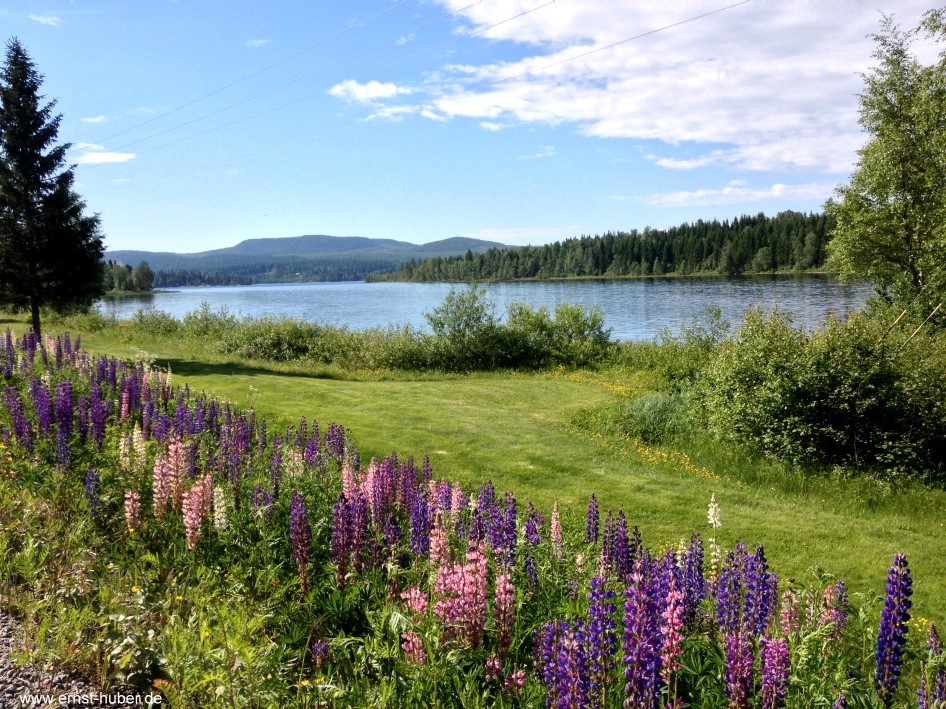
[182,474,213,550]
[434,541,488,648]
[429,512,450,567]
[661,576,685,685]
[505,669,526,693]
[451,483,464,520]
[401,586,429,620]
[780,589,801,636]
[486,654,502,681]
[152,436,187,517]
[401,631,425,666]
[124,490,142,533]
[494,571,516,660]
[551,502,563,552]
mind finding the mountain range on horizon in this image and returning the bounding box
[106,234,505,286]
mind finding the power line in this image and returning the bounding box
[112,1,484,152]
[96,0,413,144]
[487,0,752,85]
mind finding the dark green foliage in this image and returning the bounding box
[375,211,834,282]
[618,391,693,445]
[0,38,104,337]
[700,307,946,480]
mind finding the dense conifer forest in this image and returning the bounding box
[373,211,834,282]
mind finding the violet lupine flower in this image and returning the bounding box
[525,502,542,545]
[716,550,743,635]
[311,640,330,670]
[551,621,590,708]
[290,490,312,593]
[410,493,431,557]
[124,490,142,533]
[525,555,538,589]
[831,694,847,709]
[4,387,33,451]
[622,565,660,707]
[250,485,275,522]
[31,380,53,434]
[760,636,790,709]
[494,571,516,661]
[724,632,754,709]
[331,493,351,585]
[587,494,599,544]
[875,553,912,708]
[682,531,705,626]
[744,545,777,637]
[84,469,101,518]
[55,381,74,466]
[587,576,617,705]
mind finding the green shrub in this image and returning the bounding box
[619,391,694,444]
[700,307,946,480]
[181,302,238,340]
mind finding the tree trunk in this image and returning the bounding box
[30,297,41,340]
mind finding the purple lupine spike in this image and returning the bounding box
[716,549,742,635]
[724,631,754,709]
[831,694,847,709]
[525,555,538,589]
[55,381,74,466]
[289,490,312,593]
[875,553,913,708]
[744,545,777,636]
[331,493,351,585]
[588,576,617,705]
[4,387,33,451]
[929,624,946,705]
[84,468,101,518]
[587,494,599,544]
[612,511,630,579]
[534,621,563,703]
[410,492,431,557]
[622,564,660,707]
[30,379,53,434]
[250,485,275,522]
[760,636,790,709]
[682,531,705,626]
[601,510,616,573]
[525,502,542,545]
[501,491,517,567]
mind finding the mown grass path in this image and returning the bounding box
[66,332,946,628]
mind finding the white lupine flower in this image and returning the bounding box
[707,493,722,529]
[213,486,229,531]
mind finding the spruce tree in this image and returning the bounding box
[0,38,104,338]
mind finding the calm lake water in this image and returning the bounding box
[97,276,872,341]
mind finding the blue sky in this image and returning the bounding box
[1,0,938,253]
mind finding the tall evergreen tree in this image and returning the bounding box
[0,38,104,338]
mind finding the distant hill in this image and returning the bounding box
[106,234,504,286]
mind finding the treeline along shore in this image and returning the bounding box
[371,211,833,282]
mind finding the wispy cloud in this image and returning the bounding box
[520,145,554,160]
[328,79,413,104]
[29,14,62,26]
[81,115,108,124]
[644,181,838,207]
[245,39,270,48]
[75,151,136,165]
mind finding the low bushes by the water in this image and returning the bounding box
[699,307,946,481]
[1,331,942,708]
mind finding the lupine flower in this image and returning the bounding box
[84,469,101,518]
[779,589,801,636]
[311,640,330,670]
[525,502,542,545]
[551,502,563,552]
[660,576,684,687]
[622,565,660,707]
[708,493,722,580]
[290,490,312,593]
[55,381,74,465]
[434,541,488,649]
[251,485,275,522]
[182,474,213,550]
[760,636,790,709]
[401,631,425,666]
[682,531,705,626]
[124,490,142,533]
[485,654,503,681]
[724,632,754,709]
[504,669,526,693]
[875,553,912,707]
[744,545,777,637]
[587,494,599,544]
[588,576,617,705]
[928,624,946,705]
[716,550,742,634]
[212,486,228,531]
[494,571,516,660]
[400,586,429,619]
[831,694,847,709]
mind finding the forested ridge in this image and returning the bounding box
[373,211,834,282]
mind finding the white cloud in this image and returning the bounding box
[75,151,136,165]
[520,145,554,159]
[479,121,505,131]
[365,105,418,122]
[81,115,108,124]
[29,15,61,26]
[645,182,838,208]
[327,79,413,104]
[245,39,270,48]
[410,0,935,173]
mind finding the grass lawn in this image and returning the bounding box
[49,321,945,629]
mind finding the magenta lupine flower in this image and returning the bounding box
[760,636,790,709]
[504,669,526,693]
[875,553,912,707]
[400,586,429,620]
[486,654,503,681]
[290,490,312,593]
[551,502,563,552]
[724,632,754,709]
[660,576,684,687]
[779,589,800,636]
[124,490,142,533]
[494,571,516,661]
[622,566,660,707]
[820,580,848,640]
[401,631,425,666]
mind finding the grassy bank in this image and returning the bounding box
[18,308,944,628]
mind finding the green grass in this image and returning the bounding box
[39,315,944,630]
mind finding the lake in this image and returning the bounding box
[97,275,872,341]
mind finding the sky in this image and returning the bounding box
[0,0,941,253]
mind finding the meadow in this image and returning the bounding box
[0,301,944,707]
